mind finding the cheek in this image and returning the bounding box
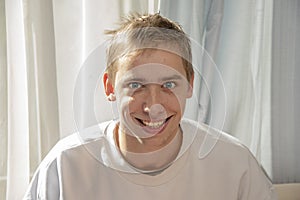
[117,94,133,116]
[170,89,190,112]
[169,98,184,114]
[127,96,143,113]
[161,93,185,114]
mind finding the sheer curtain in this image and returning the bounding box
[213,0,274,177]
[1,0,300,199]
[2,0,60,199]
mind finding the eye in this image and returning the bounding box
[128,82,142,89]
[162,81,176,89]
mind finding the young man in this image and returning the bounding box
[24,13,277,199]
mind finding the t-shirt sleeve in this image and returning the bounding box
[238,152,278,200]
[23,156,60,200]
[23,134,82,200]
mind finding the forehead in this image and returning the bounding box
[115,49,187,81]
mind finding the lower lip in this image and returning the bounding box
[141,119,170,135]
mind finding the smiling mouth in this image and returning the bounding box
[135,116,172,129]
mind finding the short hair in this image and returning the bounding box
[105,13,193,83]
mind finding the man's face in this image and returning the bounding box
[106,50,193,149]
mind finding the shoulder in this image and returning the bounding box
[180,118,252,162]
[181,118,245,148]
[24,121,113,199]
[181,119,275,199]
[38,121,112,169]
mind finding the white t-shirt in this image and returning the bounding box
[24,119,277,200]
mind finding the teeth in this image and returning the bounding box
[142,120,165,128]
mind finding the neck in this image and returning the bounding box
[114,124,183,172]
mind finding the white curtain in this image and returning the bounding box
[2,0,60,199]
[213,0,274,178]
[1,0,299,199]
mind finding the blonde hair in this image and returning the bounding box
[105,13,193,83]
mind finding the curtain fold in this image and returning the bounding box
[0,66,7,197]
[25,0,60,170]
[0,0,8,199]
[5,0,30,199]
[214,0,274,177]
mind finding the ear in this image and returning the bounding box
[186,74,194,98]
[103,72,116,101]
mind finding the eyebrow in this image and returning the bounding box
[122,77,147,83]
[121,74,185,83]
[160,74,184,82]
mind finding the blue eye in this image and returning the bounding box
[162,81,176,89]
[128,82,142,89]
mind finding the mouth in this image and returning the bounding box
[135,116,172,130]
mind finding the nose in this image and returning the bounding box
[144,104,167,121]
[143,85,167,120]
[143,85,162,107]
